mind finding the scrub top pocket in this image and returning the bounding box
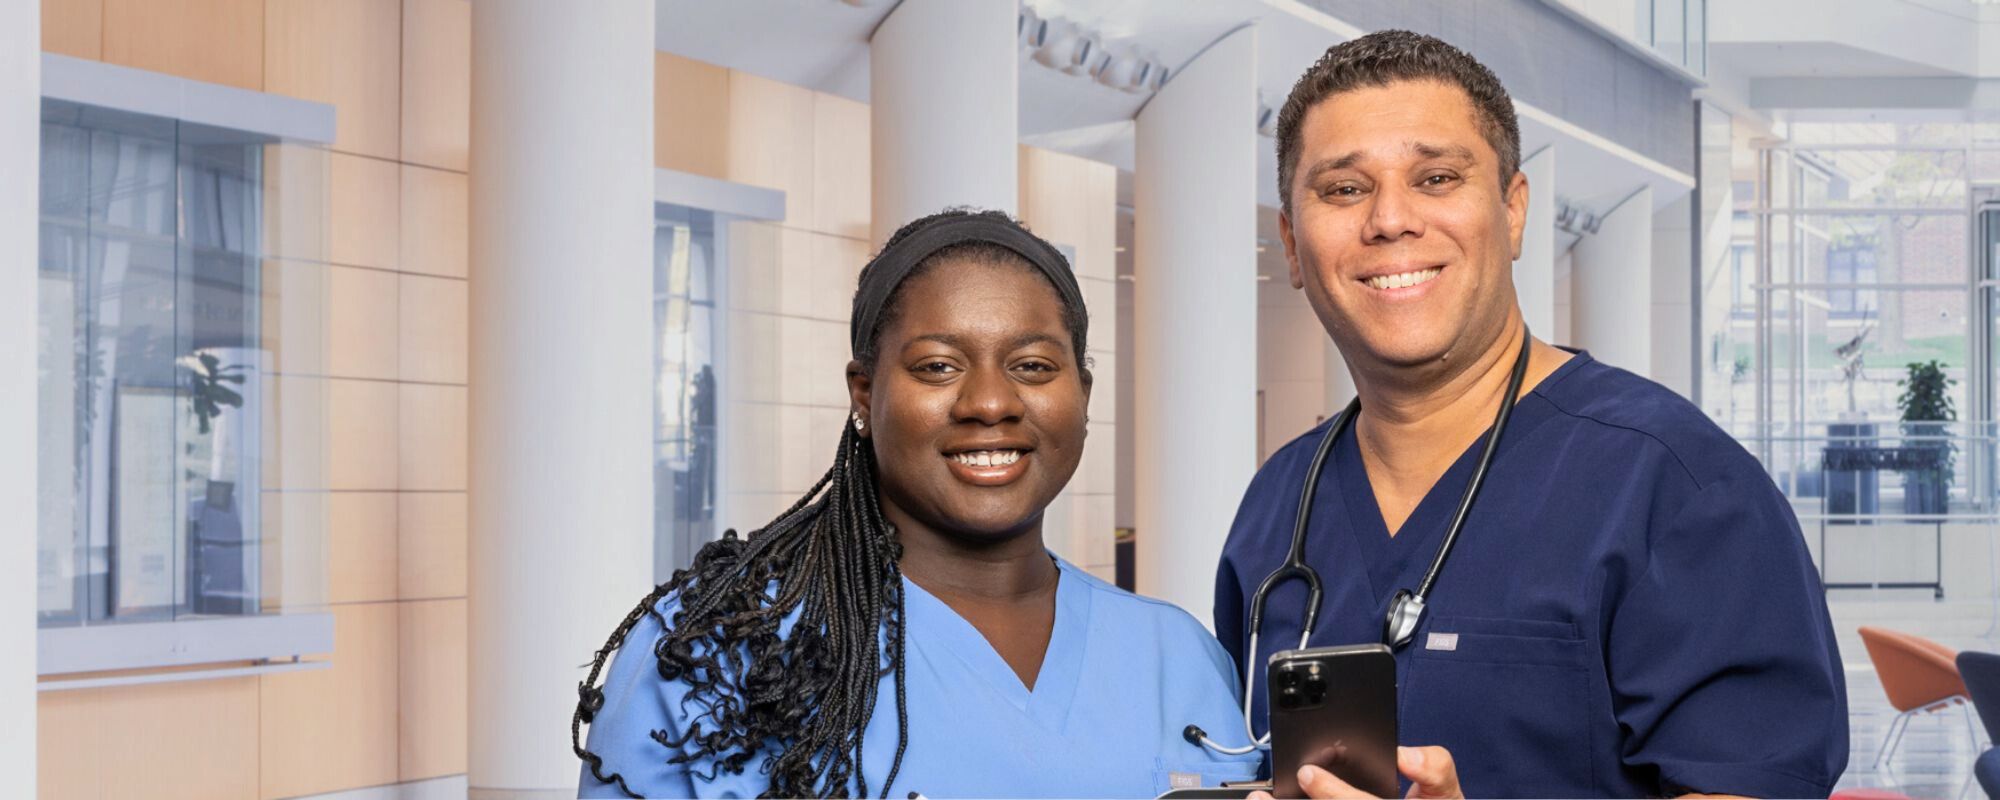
[1400,616,1595,798]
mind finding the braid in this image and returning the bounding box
[573,424,911,798]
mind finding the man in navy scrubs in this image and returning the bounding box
[1216,31,1847,798]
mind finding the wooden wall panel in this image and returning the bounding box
[397,492,466,600]
[327,264,399,381]
[41,0,102,59]
[656,51,731,179]
[259,603,401,799]
[101,0,263,90]
[725,72,816,228]
[329,152,402,271]
[398,598,467,780]
[329,378,400,491]
[39,677,261,800]
[329,492,399,604]
[398,272,468,384]
[811,92,870,240]
[399,164,468,279]
[265,0,402,159]
[401,0,470,171]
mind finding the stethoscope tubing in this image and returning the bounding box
[1188,326,1534,756]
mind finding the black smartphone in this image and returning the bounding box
[1268,644,1398,798]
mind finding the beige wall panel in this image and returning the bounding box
[399,272,467,384]
[399,163,468,279]
[398,598,468,780]
[810,233,867,323]
[260,602,400,799]
[725,310,782,404]
[42,0,102,59]
[262,489,330,610]
[398,491,466,599]
[262,374,330,491]
[399,383,466,491]
[328,264,399,381]
[262,258,330,377]
[265,0,401,158]
[726,220,781,315]
[1080,159,1118,281]
[655,51,730,178]
[329,377,400,491]
[725,71,816,228]
[1019,146,1091,249]
[329,491,399,604]
[101,0,263,90]
[330,152,402,271]
[401,0,470,171]
[39,677,260,800]
[263,142,331,264]
[774,225,814,320]
[811,92,870,239]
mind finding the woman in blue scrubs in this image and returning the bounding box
[574,209,1259,798]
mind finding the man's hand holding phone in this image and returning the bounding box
[1251,746,1463,800]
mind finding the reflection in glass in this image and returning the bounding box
[654,205,719,579]
[37,101,294,627]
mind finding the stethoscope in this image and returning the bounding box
[1185,328,1533,757]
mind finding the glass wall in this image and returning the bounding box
[654,204,720,579]
[1706,120,2000,532]
[1629,0,1707,74]
[37,100,328,629]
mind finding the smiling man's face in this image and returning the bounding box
[1281,80,1529,373]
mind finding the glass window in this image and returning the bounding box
[37,99,327,629]
[654,204,720,579]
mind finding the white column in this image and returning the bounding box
[1133,27,1259,620]
[468,2,654,795]
[1651,196,1695,396]
[1324,341,1356,413]
[1572,186,1654,375]
[870,0,1018,242]
[1516,147,1557,338]
[1,1,38,794]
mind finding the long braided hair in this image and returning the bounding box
[571,208,1087,798]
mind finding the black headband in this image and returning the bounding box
[849,214,1086,357]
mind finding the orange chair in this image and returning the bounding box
[1859,626,1979,769]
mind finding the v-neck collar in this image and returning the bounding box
[900,555,1090,734]
[1330,359,1578,601]
[1333,427,1471,599]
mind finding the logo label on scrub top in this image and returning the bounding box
[1169,772,1202,789]
[1425,632,1459,651]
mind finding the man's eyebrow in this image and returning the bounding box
[1412,142,1476,162]
[1299,152,1363,187]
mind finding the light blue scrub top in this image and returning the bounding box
[580,556,1261,798]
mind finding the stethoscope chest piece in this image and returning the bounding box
[1383,589,1426,648]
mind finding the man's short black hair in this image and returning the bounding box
[1276,30,1521,215]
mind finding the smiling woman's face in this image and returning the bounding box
[849,256,1089,542]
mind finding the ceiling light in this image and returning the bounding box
[1032,19,1091,74]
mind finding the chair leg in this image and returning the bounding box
[1878,709,1916,771]
[1966,699,1984,753]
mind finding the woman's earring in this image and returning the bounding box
[852,412,866,433]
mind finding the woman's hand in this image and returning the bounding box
[1248,746,1464,799]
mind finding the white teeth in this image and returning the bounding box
[953,450,1022,468]
[1364,267,1441,290]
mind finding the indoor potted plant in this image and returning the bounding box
[1896,359,1955,515]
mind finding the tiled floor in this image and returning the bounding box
[1831,594,2000,799]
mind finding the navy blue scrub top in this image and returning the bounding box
[1215,351,1849,798]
